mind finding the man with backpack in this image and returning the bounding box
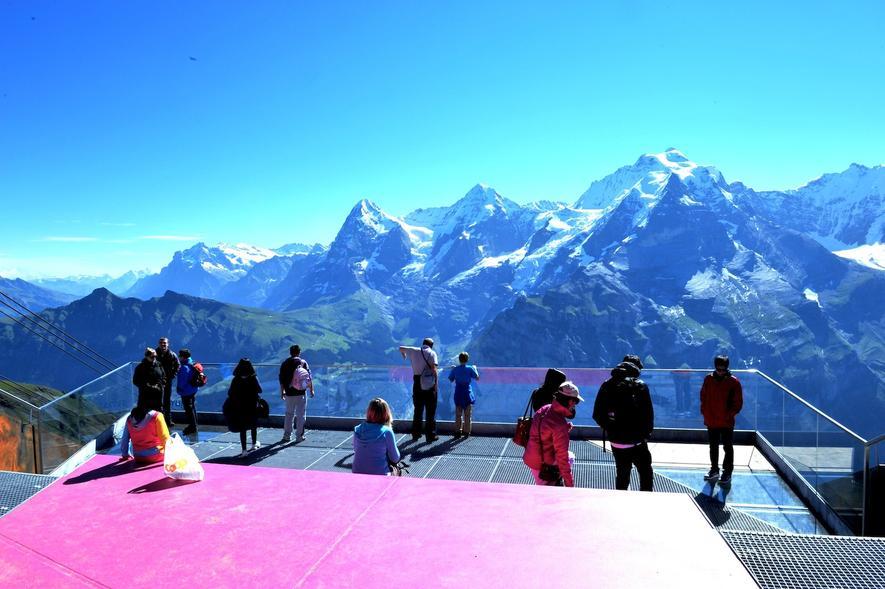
[176,348,206,437]
[592,355,655,492]
[399,338,439,443]
[278,344,315,444]
[700,355,743,485]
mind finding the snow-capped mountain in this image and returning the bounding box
[735,163,885,249]
[9,149,884,436]
[104,270,152,295]
[125,242,278,299]
[575,148,727,210]
[834,243,885,271]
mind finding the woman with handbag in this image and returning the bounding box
[522,382,583,487]
[225,358,263,457]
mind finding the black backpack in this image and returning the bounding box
[606,377,649,444]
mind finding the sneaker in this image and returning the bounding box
[295,436,305,443]
[453,431,463,439]
[280,437,292,444]
[704,468,720,481]
[426,435,439,443]
[719,472,732,485]
[249,442,261,452]
[238,450,250,458]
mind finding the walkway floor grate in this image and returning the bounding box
[723,531,885,589]
[0,471,57,518]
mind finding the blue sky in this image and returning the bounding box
[1,1,883,278]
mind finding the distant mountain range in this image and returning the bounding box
[1,149,883,437]
[0,276,77,312]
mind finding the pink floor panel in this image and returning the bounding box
[0,455,757,588]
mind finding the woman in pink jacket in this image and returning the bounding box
[523,381,583,487]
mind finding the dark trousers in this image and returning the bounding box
[411,375,437,439]
[611,442,654,491]
[181,395,198,434]
[240,428,257,451]
[162,383,174,424]
[708,427,734,474]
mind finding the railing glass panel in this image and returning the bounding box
[817,419,865,533]
[37,364,136,473]
[0,388,39,473]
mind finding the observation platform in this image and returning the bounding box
[2,363,884,587]
[1,446,755,588]
[4,426,885,588]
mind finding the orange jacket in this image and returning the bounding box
[120,411,171,462]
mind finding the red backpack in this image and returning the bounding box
[188,362,208,388]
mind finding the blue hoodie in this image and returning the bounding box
[177,359,198,397]
[352,422,400,475]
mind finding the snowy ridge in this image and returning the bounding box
[834,243,885,271]
[575,148,726,210]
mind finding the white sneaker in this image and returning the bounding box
[249,442,261,452]
[238,450,250,458]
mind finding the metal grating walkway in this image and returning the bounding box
[724,531,885,589]
[0,471,57,518]
[186,430,784,535]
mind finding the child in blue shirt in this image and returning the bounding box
[447,352,480,438]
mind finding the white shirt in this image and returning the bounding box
[402,345,438,375]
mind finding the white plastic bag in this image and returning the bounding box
[163,433,205,481]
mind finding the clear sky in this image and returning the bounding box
[1,1,883,278]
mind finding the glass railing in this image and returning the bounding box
[0,385,41,473]
[37,363,135,473]
[3,361,881,535]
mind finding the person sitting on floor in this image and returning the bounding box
[352,398,401,476]
[120,404,171,463]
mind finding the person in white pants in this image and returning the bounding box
[279,345,316,443]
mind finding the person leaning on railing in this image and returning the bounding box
[120,405,171,463]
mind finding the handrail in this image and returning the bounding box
[866,432,885,447]
[0,385,42,411]
[750,369,869,445]
[38,362,134,411]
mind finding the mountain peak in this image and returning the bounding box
[577,149,725,210]
[633,148,699,179]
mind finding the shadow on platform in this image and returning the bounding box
[63,459,162,485]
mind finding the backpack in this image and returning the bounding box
[291,360,311,391]
[605,377,649,443]
[188,362,208,388]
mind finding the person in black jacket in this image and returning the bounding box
[530,368,568,412]
[225,358,263,457]
[156,337,180,426]
[592,355,655,491]
[132,348,165,411]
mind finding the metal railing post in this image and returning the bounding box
[34,409,44,475]
[861,444,870,536]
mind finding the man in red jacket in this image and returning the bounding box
[700,355,743,485]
